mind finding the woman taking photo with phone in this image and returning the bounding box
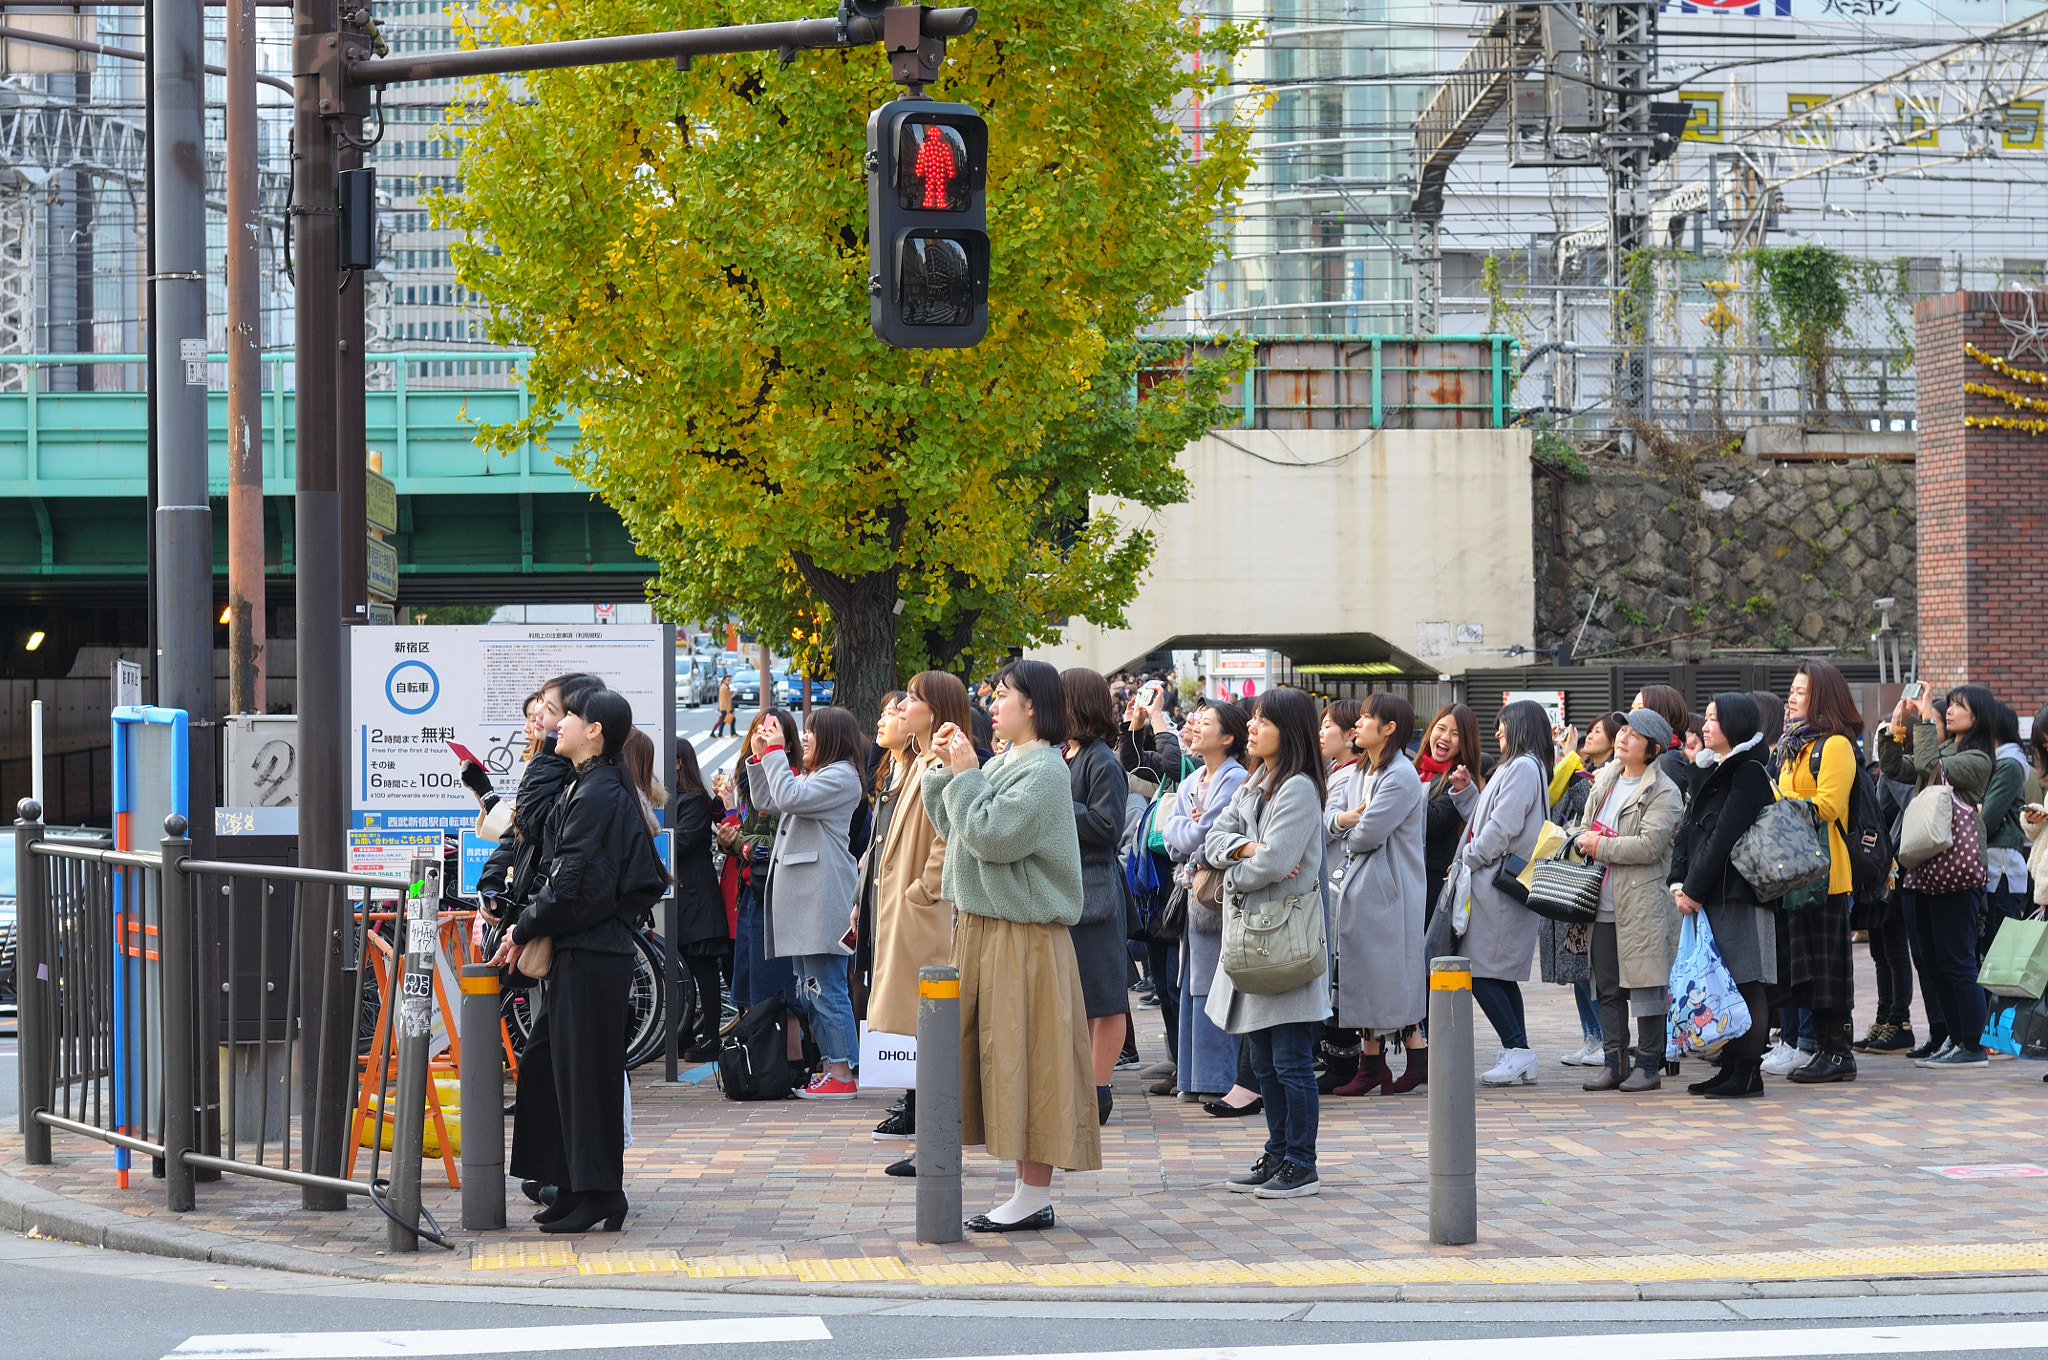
[1325,694,1428,1098]
[1879,682,1996,1068]
[924,659,1097,1231]
[1455,700,1554,1087]
[1206,687,1330,1200]
[748,706,867,1099]
[866,672,971,1154]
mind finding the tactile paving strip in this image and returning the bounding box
[468,1238,2048,1285]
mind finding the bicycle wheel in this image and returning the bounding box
[500,985,535,1060]
[624,931,667,1070]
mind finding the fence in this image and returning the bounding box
[10,798,431,1222]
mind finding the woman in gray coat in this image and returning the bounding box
[747,706,866,1099]
[1161,701,1251,1102]
[1453,700,1554,1087]
[1205,688,1330,1202]
[1326,694,1428,1096]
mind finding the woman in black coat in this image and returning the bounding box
[1669,691,1777,1100]
[492,689,667,1234]
[672,740,730,1062]
[481,672,603,1210]
[1064,668,1137,1127]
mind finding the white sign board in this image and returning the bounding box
[1503,689,1568,734]
[858,1024,918,1091]
[350,624,669,835]
[114,658,143,708]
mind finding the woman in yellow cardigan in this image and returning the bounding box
[1771,659,1863,1085]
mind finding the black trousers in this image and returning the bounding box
[508,998,568,1187]
[549,947,633,1195]
[684,950,726,1047]
[1867,904,1912,1026]
[1907,888,1987,1049]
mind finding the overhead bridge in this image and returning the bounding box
[0,350,652,605]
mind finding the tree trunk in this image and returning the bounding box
[792,552,900,727]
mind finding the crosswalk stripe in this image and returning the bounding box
[920,1321,2048,1360]
[165,1315,830,1359]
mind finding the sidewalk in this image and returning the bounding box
[9,954,2048,1297]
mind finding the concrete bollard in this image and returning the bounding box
[914,964,962,1245]
[1427,954,1477,1245]
[387,856,440,1251]
[459,963,505,1231]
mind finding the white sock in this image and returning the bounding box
[986,1178,1052,1225]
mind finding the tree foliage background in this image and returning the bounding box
[444,0,1253,712]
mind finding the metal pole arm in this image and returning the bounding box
[346,7,976,87]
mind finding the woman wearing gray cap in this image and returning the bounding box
[1569,709,1683,1092]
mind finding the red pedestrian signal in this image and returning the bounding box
[868,100,988,348]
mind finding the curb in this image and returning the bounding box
[10,1168,2048,1304]
[0,1168,406,1282]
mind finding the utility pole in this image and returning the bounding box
[154,0,217,838]
[1596,0,1658,432]
[291,0,360,1207]
[228,0,267,716]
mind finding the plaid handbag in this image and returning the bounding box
[1524,846,1604,923]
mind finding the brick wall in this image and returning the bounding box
[1914,291,2048,709]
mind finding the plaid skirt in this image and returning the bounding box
[1776,891,1855,1015]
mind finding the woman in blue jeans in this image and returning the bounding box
[1204,687,1330,1201]
[747,707,867,1098]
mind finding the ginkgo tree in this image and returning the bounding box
[444,0,1254,720]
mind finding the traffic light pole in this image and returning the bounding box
[285,8,977,1203]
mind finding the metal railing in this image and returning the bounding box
[11,799,418,1217]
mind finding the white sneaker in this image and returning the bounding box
[1481,1047,1538,1086]
[1759,1041,1805,1077]
[1558,1039,1602,1067]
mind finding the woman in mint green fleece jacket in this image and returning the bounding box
[923,659,1099,1234]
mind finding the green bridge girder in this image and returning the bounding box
[0,351,654,604]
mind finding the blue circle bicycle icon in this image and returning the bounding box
[386,660,440,715]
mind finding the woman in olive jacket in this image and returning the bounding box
[1877,684,1996,1065]
[1669,692,1776,1099]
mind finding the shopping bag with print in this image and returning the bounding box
[1666,912,1752,1060]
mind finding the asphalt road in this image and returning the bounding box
[2,1230,2047,1360]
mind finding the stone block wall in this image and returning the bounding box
[1914,291,2048,700]
[1533,455,1917,661]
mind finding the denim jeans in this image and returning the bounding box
[1572,979,1602,1041]
[1243,1022,1318,1170]
[732,880,794,1012]
[791,952,857,1067]
[1471,977,1529,1050]
[1145,936,1182,1060]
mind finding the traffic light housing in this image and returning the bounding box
[867,99,988,349]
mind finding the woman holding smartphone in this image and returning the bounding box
[924,659,1097,1232]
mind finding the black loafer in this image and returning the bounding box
[884,1158,916,1177]
[965,1206,1055,1233]
[1202,1097,1264,1117]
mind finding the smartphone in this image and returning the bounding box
[447,740,484,766]
[1900,682,1925,702]
[1139,681,1163,708]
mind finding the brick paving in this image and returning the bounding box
[11,949,2048,1285]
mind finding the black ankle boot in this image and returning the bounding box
[538,1190,628,1234]
[1316,1046,1361,1094]
[1702,1058,1766,1099]
[1788,1021,1858,1083]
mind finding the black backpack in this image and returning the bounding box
[1807,740,1891,903]
[716,995,795,1101]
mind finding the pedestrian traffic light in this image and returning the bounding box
[867,99,988,349]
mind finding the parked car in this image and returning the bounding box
[779,673,833,706]
[730,670,762,707]
[674,653,714,708]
